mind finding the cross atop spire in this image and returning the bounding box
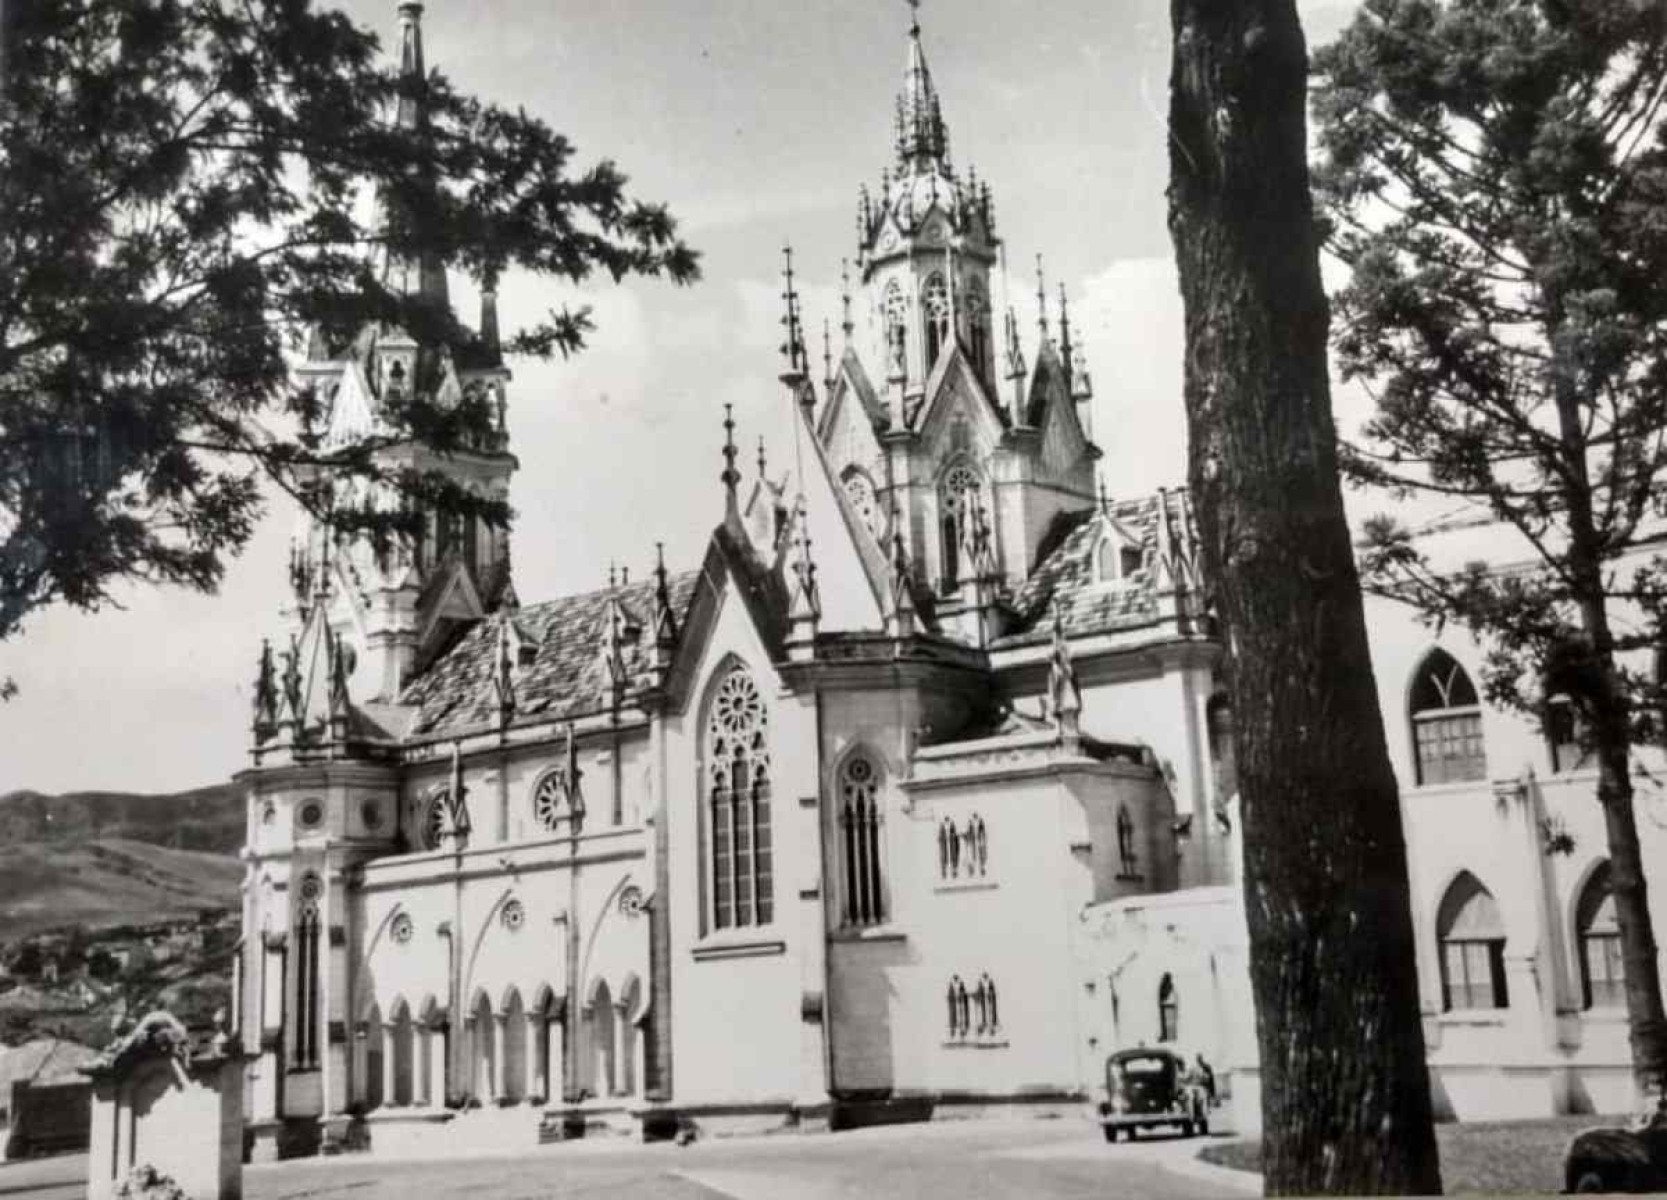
[907,0,921,37]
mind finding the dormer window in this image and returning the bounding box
[1094,534,1144,584]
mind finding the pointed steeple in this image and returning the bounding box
[786,497,822,661]
[252,640,278,746]
[479,268,502,367]
[1058,283,1074,390]
[898,2,949,171]
[381,1,449,313]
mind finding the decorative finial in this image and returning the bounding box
[908,0,921,37]
[841,259,854,337]
[1036,255,1049,340]
[1098,475,1110,512]
[823,319,835,393]
[757,436,768,480]
[779,244,806,380]
[1059,282,1074,377]
[721,403,740,515]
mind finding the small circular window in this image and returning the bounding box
[298,800,324,829]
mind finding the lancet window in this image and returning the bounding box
[937,812,988,880]
[706,665,773,931]
[839,753,886,927]
[937,460,982,592]
[923,273,951,369]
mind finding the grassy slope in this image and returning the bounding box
[0,837,242,938]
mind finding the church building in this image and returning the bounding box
[232,2,1667,1159]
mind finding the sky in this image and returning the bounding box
[0,0,1363,795]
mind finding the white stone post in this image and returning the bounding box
[523,1013,541,1104]
[491,1013,508,1103]
[427,1025,447,1108]
[614,1004,631,1096]
[549,1018,566,1104]
[381,1024,397,1108]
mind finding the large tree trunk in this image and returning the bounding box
[1549,333,1667,1102]
[1167,0,1442,1193]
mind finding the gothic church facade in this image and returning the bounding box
[233,3,1667,1159]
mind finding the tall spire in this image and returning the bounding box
[382,0,448,312]
[898,1,948,171]
[1058,282,1073,385]
[1035,255,1049,342]
[840,259,854,338]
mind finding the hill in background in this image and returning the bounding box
[0,784,245,940]
[0,782,243,855]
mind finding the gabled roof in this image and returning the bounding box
[789,394,889,632]
[399,570,701,739]
[998,492,1198,647]
[819,347,890,440]
[912,340,1007,439]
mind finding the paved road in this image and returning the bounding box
[0,1117,1257,1200]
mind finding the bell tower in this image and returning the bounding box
[284,0,517,704]
[855,9,1001,426]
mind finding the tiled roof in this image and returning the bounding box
[399,570,699,739]
[998,496,1174,647]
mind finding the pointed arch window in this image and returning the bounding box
[1157,973,1178,1043]
[1546,695,1593,774]
[705,665,773,931]
[965,279,991,379]
[293,874,323,1069]
[839,753,886,927]
[946,975,971,1039]
[1409,649,1486,785]
[937,812,988,880]
[973,974,1000,1036]
[884,281,908,378]
[937,460,982,592]
[1576,862,1623,1010]
[1437,872,1508,1011]
[923,273,951,370]
[842,468,881,539]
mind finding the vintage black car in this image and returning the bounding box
[1095,1047,1208,1142]
[1564,1110,1667,1193]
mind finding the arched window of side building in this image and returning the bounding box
[1409,648,1487,785]
[1437,871,1508,1011]
[1157,974,1179,1043]
[1576,862,1624,1010]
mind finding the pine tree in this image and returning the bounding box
[0,0,698,644]
[1168,0,1442,1190]
[1315,0,1667,1100]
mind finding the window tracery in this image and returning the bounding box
[923,273,951,369]
[937,460,982,591]
[842,469,882,538]
[839,754,886,927]
[1409,649,1486,785]
[705,665,773,931]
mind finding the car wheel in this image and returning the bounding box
[1181,1120,1195,1138]
[1198,1114,1210,1137]
[1103,1126,1118,1144]
[1571,1168,1608,1193]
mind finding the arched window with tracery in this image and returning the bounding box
[884,281,908,378]
[1157,973,1178,1043]
[1576,862,1623,1010]
[937,459,982,592]
[965,279,990,378]
[293,873,323,1068]
[1409,648,1486,785]
[840,753,885,927]
[1437,871,1508,1011]
[705,665,773,931]
[842,468,881,539]
[532,765,583,835]
[922,273,951,370]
